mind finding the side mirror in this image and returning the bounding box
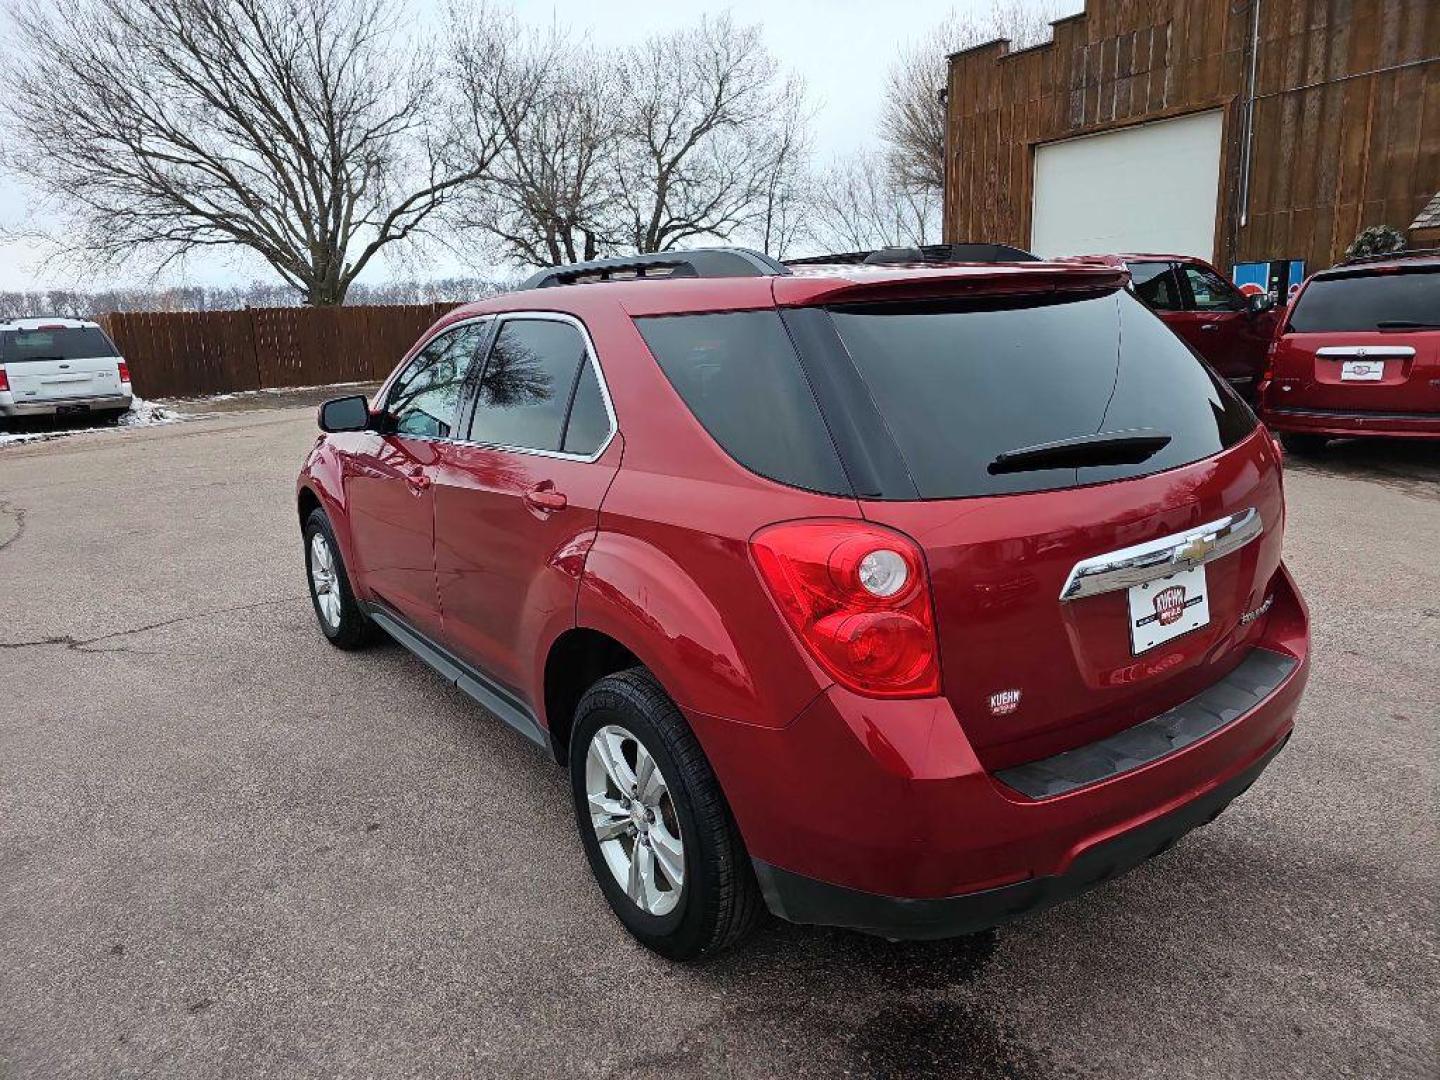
[1247,293,1275,315]
[318,395,372,433]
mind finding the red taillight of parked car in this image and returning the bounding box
[0,366,8,392]
[117,360,131,384]
[751,520,940,698]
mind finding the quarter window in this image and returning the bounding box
[468,318,596,453]
[387,323,488,439]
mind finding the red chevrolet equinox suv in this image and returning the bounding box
[296,248,1310,959]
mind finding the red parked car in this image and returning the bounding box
[1258,250,1440,450]
[1064,254,1280,397]
[296,248,1310,959]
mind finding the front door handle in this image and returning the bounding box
[524,485,567,512]
[404,466,431,493]
[1200,323,1220,331]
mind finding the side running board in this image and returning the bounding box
[363,603,548,752]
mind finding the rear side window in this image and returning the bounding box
[1288,268,1440,332]
[0,326,118,362]
[636,311,850,494]
[469,318,595,453]
[828,291,1255,498]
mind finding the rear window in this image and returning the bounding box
[1288,267,1440,332]
[0,326,118,363]
[636,311,850,494]
[829,290,1254,498]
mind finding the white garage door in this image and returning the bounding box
[1031,110,1224,260]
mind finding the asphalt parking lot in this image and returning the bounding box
[1,404,1436,1080]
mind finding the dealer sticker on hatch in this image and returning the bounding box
[1127,566,1210,654]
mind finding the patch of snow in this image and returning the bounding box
[0,396,181,449]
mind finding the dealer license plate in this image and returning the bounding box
[1340,359,1384,381]
[1128,566,1210,654]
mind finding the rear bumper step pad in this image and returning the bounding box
[995,648,1298,800]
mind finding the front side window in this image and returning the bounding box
[1128,262,1185,311]
[468,318,592,453]
[387,323,487,439]
[0,325,119,362]
[1287,267,1440,332]
[1183,265,1244,311]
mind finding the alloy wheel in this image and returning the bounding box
[585,724,685,916]
[309,532,341,629]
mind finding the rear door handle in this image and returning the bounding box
[524,485,567,512]
[1200,323,1220,331]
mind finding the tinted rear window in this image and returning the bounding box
[1288,267,1440,332]
[0,326,118,363]
[829,291,1255,498]
[636,311,850,494]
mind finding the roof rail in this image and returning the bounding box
[785,242,1041,268]
[519,247,789,290]
[1337,246,1440,267]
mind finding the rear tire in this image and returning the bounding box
[1279,433,1328,456]
[569,668,762,961]
[303,508,376,650]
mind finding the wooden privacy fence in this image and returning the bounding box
[96,303,458,399]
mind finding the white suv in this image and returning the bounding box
[0,317,133,422]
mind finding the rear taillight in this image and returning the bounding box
[117,360,131,383]
[751,520,940,698]
[1261,339,1279,383]
[0,366,8,392]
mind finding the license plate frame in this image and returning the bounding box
[1127,565,1210,655]
[1340,359,1384,381]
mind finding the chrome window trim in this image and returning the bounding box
[1315,345,1415,360]
[1058,508,1263,602]
[383,310,618,464]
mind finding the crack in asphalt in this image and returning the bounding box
[0,499,27,553]
[0,595,308,652]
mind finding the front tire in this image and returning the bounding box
[569,669,761,961]
[303,508,375,650]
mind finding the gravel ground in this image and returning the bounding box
[0,408,1435,1080]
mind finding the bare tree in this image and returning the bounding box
[611,14,810,254]
[1,0,509,305]
[448,16,619,267]
[881,1,1072,195]
[809,151,941,252]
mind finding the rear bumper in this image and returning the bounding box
[1261,404,1440,439]
[0,392,133,417]
[688,565,1310,937]
[753,732,1288,940]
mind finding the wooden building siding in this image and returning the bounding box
[944,0,1440,273]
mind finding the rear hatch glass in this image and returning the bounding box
[828,290,1255,497]
[0,326,119,362]
[1287,266,1440,332]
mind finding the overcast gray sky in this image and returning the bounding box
[0,0,1078,293]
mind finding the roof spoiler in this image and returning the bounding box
[785,243,1041,267]
[773,262,1130,307]
[519,248,789,290]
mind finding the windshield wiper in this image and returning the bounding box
[988,429,1172,475]
[1375,320,1440,331]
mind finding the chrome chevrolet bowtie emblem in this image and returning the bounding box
[1175,535,1216,567]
